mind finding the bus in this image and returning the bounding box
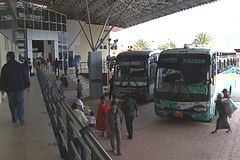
[112,50,160,102]
[154,47,238,122]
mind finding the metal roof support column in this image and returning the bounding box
[95,26,114,51]
[85,0,94,51]
[68,22,87,50]
[94,2,117,50]
[95,0,134,50]
[77,20,94,51]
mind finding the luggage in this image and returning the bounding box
[222,98,238,118]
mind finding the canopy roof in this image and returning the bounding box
[28,0,217,28]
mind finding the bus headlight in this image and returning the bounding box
[155,102,166,109]
[193,105,207,112]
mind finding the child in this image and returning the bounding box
[88,111,96,133]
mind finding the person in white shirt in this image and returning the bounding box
[71,100,88,160]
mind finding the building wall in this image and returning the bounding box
[67,20,109,63]
[26,29,59,62]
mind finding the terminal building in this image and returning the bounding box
[0,0,110,68]
[0,0,221,101]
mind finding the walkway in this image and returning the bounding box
[0,77,60,160]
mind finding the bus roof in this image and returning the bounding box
[117,50,160,60]
[161,48,211,55]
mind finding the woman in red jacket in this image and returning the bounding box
[96,95,111,137]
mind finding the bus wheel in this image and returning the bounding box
[206,117,213,123]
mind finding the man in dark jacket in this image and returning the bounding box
[0,51,30,124]
[122,94,138,139]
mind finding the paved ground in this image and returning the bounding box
[48,71,240,160]
[1,69,240,160]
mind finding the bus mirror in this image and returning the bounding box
[211,74,214,85]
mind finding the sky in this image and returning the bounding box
[110,0,240,51]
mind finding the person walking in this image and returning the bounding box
[109,77,114,100]
[75,65,79,78]
[23,58,30,75]
[64,58,68,75]
[46,58,51,74]
[122,94,138,139]
[96,95,111,137]
[60,74,68,88]
[54,58,59,75]
[107,100,123,156]
[76,79,83,99]
[211,93,232,134]
[0,51,30,124]
[71,101,88,160]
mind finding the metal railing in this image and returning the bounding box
[37,69,112,160]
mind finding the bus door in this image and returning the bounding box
[148,60,158,95]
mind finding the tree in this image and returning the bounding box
[158,41,176,50]
[169,41,176,48]
[133,39,150,50]
[158,43,169,50]
[192,32,212,45]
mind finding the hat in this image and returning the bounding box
[222,88,228,93]
[75,99,85,109]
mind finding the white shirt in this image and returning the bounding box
[73,109,88,138]
[88,116,96,125]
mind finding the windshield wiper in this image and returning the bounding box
[175,78,195,101]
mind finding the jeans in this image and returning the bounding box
[125,116,134,138]
[7,91,24,122]
[109,126,121,154]
[73,138,87,160]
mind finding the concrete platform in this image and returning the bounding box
[0,77,61,160]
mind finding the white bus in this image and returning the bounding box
[112,50,160,102]
[154,47,238,121]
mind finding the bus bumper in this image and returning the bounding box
[155,107,213,122]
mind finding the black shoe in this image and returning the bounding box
[110,149,115,153]
[20,120,25,125]
[128,135,133,139]
[211,130,217,134]
[116,152,122,156]
[226,129,232,133]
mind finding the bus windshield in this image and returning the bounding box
[155,54,210,101]
[114,61,147,86]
